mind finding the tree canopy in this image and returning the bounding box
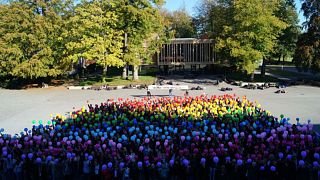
[216,0,287,78]
[112,0,168,80]
[0,0,315,84]
[0,0,169,82]
[0,1,66,79]
[62,1,125,72]
[273,0,300,62]
[195,0,300,77]
[166,8,196,38]
[293,0,320,73]
[194,0,233,38]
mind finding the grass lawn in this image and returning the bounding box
[267,68,308,78]
[79,75,156,86]
[227,72,279,82]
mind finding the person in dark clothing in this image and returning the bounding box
[169,89,173,97]
[147,89,151,98]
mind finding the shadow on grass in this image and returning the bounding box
[227,73,279,82]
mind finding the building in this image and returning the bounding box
[155,38,215,73]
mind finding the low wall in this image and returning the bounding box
[148,85,189,90]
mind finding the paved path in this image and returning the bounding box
[0,81,320,134]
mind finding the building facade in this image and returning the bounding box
[155,38,215,72]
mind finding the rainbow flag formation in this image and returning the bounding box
[0,94,319,179]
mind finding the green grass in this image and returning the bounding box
[227,72,279,82]
[267,68,308,78]
[253,75,279,82]
[79,75,156,86]
[139,67,159,76]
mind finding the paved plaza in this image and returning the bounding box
[0,79,319,134]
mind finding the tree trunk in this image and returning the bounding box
[81,67,85,78]
[278,55,281,64]
[102,66,107,83]
[133,65,139,80]
[282,55,286,63]
[122,65,127,79]
[250,72,255,82]
[261,57,266,77]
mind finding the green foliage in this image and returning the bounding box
[0,0,169,82]
[293,0,320,73]
[79,75,156,86]
[0,1,66,79]
[273,0,301,60]
[216,0,287,74]
[166,9,196,38]
[62,1,124,69]
[267,67,311,79]
[194,0,233,37]
[113,0,168,66]
[194,0,234,63]
[227,71,279,82]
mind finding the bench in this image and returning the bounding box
[148,85,189,90]
[68,86,92,90]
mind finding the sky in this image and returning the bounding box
[164,0,305,25]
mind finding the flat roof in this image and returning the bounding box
[168,38,214,43]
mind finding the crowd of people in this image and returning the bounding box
[0,94,319,180]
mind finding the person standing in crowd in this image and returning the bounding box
[185,90,189,97]
[169,88,173,97]
[123,167,130,180]
[13,160,23,180]
[83,157,91,179]
[147,88,151,98]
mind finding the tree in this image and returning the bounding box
[167,9,196,38]
[273,0,300,64]
[194,0,234,63]
[62,0,124,82]
[293,0,320,73]
[216,0,287,80]
[114,0,168,80]
[0,1,67,79]
[194,0,233,37]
